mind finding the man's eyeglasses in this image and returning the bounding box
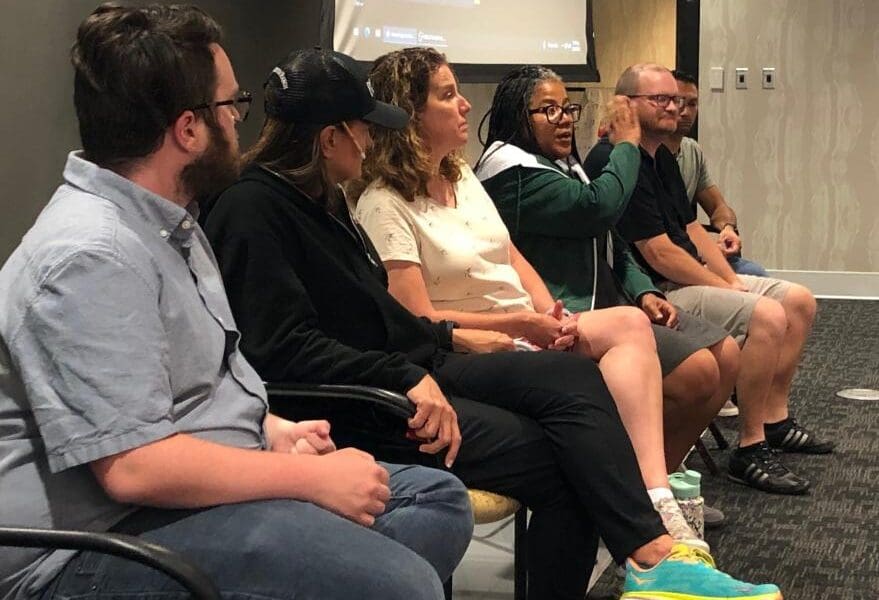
[528,103,582,124]
[188,90,253,122]
[627,94,686,109]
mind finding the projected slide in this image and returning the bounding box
[334,0,588,65]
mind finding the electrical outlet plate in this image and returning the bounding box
[709,67,724,91]
[762,67,776,89]
[735,68,748,89]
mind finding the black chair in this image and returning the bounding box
[0,527,220,600]
[264,382,529,600]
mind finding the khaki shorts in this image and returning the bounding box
[659,275,792,345]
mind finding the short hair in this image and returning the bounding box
[614,63,670,95]
[672,70,698,86]
[479,65,563,160]
[353,47,463,203]
[71,2,222,169]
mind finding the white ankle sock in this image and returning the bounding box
[647,487,675,504]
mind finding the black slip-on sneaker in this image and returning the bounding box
[728,442,810,495]
[765,417,836,454]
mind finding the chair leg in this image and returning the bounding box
[513,507,528,600]
[443,576,453,600]
[694,439,720,475]
[708,421,729,450]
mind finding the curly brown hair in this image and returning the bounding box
[351,47,465,203]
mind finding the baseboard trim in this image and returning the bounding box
[765,270,879,300]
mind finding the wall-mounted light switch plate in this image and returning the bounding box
[709,67,724,91]
[762,67,776,89]
[735,68,748,89]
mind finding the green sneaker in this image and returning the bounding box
[621,544,782,599]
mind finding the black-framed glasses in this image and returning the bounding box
[627,94,685,109]
[188,90,253,122]
[528,103,582,124]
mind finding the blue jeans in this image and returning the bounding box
[728,255,768,277]
[40,463,472,600]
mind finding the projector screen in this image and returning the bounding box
[320,0,598,83]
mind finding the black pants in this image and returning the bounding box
[435,351,664,599]
[317,350,664,600]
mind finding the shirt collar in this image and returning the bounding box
[62,151,197,244]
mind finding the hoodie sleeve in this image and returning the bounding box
[610,228,663,303]
[484,142,641,239]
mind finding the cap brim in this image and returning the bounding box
[362,101,410,130]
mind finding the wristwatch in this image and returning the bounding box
[720,222,739,234]
[444,320,460,336]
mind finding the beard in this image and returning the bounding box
[180,121,241,206]
[676,119,694,136]
[642,118,678,138]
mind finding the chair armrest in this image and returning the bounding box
[264,382,415,420]
[0,527,219,600]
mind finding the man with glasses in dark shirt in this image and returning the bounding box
[583,63,834,496]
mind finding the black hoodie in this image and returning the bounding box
[204,164,453,394]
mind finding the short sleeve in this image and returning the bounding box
[11,249,176,472]
[694,143,715,193]
[355,188,422,264]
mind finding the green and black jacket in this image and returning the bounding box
[476,141,661,312]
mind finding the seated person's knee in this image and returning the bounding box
[785,284,817,322]
[749,297,787,341]
[609,306,655,343]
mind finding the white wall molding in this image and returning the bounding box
[766,270,879,300]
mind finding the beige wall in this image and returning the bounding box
[700,0,879,272]
[461,0,676,164]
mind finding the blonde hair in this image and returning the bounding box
[351,47,464,203]
[615,63,671,95]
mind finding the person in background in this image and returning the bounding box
[0,6,473,600]
[585,62,834,496]
[345,47,777,600]
[669,69,768,278]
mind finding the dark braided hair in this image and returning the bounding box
[476,65,566,170]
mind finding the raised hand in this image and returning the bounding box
[605,96,641,147]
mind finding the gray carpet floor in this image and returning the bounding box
[588,298,879,600]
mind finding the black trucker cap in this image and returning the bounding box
[264,47,409,130]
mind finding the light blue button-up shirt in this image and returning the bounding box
[0,152,268,600]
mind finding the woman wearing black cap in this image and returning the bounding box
[203,49,779,600]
